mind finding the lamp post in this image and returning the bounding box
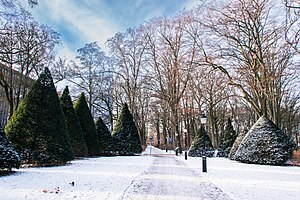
[200,113,207,173]
[149,136,153,156]
[183,128,188,160]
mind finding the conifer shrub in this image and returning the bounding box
[188,124,214,157]
[112,103,142,155]
[74,93,100,156]
[0,127,20,171]
[218,118,238,157]
[228,128,248,159]
[95,116,112,155]
[232,116,296,165]
[5,67,74,166]
[60,86,88,157]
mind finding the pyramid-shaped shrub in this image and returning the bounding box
[188,124,214,157]
[74,93,100,156]
[5,67,74,166]
[228,129,248,159]
[232,116,296,165]
[95,116,112,155]
[0,127,20,171]
[219,118,238,157]
[112,103,142,155]
[60,86,88,157]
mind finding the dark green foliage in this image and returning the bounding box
[112,103,142,155]
[229,128,248,159]
[95,116,112,155]
[60,86,88,157]
[188,124,214,157]
[218,118,238,157]
[0,127,20,171]
[74,93,100,156]
[233,116,296,165]
[5,67,74,166]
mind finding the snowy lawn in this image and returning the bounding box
[1,146,300,200]
[0,156,155,200]
[178,153,300,200]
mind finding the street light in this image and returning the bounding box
[183,128,188,160]
[149,136,153,156]
[200,113,207,153]
[200,112,207,173]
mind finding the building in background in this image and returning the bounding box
[0,92,8,127]
[0,64,34,128]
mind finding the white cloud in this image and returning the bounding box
[27,0,199,59]
[32,0,118,56]
[55,43,76,60]
[185,0,200,10]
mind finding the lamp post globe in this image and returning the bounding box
[200,113,207,125]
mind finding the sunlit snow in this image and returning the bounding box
[0,147,299,200]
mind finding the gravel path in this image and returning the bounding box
[122,154,231,200]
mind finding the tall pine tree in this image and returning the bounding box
[95,116,112,155]
[5,67,74,166]
[112,103,142,155]
[74,93,100,156]
[60,86,88,157]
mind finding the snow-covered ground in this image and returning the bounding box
[0,156,156,200]
[0,146,300,200]
[177,151,300,200]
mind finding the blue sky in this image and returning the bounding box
[25,0,199,59]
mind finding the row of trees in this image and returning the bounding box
[1,0,299,154]
[51,0,300,153]
[2,68,141,168]
[188,117,238,157]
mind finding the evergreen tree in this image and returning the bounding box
[74,93,100,156]
[228,128,248,159]
[95,116,112,155]
[233,116,295,165]
[219,118,238,157]
[112,103,142,155]
[5,67,74,166]
[60,86,88,157]
[0,127,20,171]
[188,124,214,157]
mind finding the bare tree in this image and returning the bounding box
[195,0,299,127]
[65,42,113,120]
[143,15,197,153]
[107,27,149,146]
[50,57,69,84]
[283,0,300,53]
[0,4,59,119]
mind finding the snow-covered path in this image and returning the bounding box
[122,154,230,200]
